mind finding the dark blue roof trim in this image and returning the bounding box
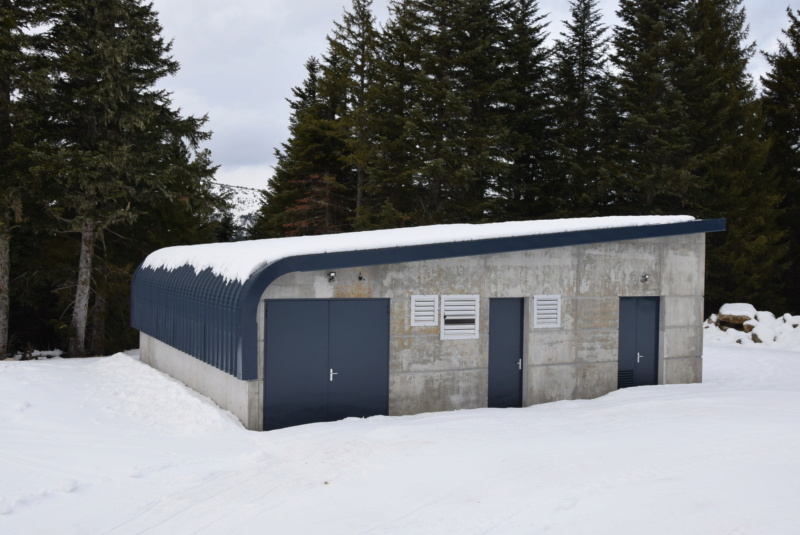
[132,218,725,380]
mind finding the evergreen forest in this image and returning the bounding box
[252,0,800,319]
[1,0,799,357]
[1,0,227,357]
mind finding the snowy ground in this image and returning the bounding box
[2,340,799,533]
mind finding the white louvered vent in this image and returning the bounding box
[440,295,480,340]
[411,295,439,326]
[533,294,562,328]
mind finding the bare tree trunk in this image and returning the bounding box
[0,220,9,358]
[0,14,12,358]
[89,290,106,356]
[356,164,364,212]
[69,219,95,357]
[324,177,331,234]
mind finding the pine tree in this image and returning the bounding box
[607,0,694,213]
[367,0,425,227]
[607,0,786,310]
[251,57,351,238]
[488,0,553,221]
[0,0,50,356]
[322,0,381,229]
[372,0,509,225]
[0,1,24,357]
[681,0,786,312]
[32,0,214,357]
[762,8,800,313]
[550,0,611,217]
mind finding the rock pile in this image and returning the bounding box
[705,303,800,347]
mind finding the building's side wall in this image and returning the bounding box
[660,233,706,385]
[140,332,263,430]
[259,234,706,419]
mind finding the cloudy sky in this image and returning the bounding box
[150,0,798,190]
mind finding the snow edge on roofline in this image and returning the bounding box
[141,215,696,284]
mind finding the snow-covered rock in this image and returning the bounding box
[718,303,757,325]
[752,324,776,344]
[706,304,800,349]
[755,310,776,323]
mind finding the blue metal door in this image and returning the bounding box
[264,300,329,430]
[488,298,524,408]
[328,300,390,421]
[264,299,389,430]
[618,297,660,388]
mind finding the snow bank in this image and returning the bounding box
[142,215,695,284]
[8,349,63,361]
[705,304,800,350]
[3,343,800,534]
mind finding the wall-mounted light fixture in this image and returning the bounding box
[641,274,651,283]
[358,272,365,281]
[328,271,336,282]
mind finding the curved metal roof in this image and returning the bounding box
[131,218,726,380]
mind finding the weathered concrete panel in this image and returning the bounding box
[486,248,578,296]
[528,364,577,404]
[529,329,576,366]
[664,356,703,384]
[663,295,703,328]
[139,332,151,365]
[391,335,486,373]
[577,240,663,297]
[225,373,248,426]
[529,362,617,404]
[574,297,618,331]
[255,380,264,431]
[576,330,618,364]
[663,326,703,360]
[576,362,618,399]
[182,352,199,392]
[662,235,704,296]
[390,369,488,415]
[379,257,488,298]
[196,359,225,409]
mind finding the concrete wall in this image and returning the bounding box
[259,234,706,420]
[140,333,263,430]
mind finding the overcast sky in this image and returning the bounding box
[150,0,799,190]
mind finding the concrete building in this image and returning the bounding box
[131,216,725,431]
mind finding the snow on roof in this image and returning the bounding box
[142,215,695,284]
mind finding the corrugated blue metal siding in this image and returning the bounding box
[131,265,244,378]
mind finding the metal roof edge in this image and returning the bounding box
[234,218,725,379]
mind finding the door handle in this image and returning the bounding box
[637,352,644,363]
[330,368,338,382]
[517,358,522,371]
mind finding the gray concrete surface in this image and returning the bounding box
[260,233,707,419]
